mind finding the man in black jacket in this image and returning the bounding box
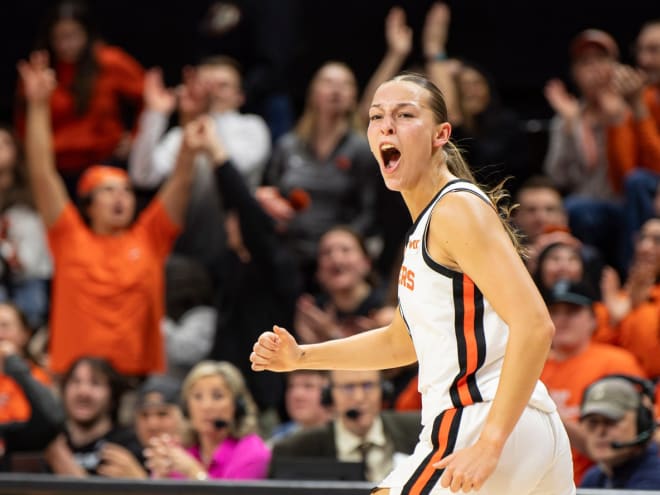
[270,369,421,483]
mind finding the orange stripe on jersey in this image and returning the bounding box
[450,274,485,407]
[401,408,462,495]
[457,276,477,405]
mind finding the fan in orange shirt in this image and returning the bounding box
[14,0,145,197]
[17,51,213,378]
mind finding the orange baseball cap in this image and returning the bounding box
[570,29,619,60]
[77,165,130,197]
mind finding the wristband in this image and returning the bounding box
[431,52,448,61]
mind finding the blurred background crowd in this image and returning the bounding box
[2,0,660,491]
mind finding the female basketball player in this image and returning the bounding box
[250,73,575,494]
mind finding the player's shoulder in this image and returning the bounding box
[431,183,496,232]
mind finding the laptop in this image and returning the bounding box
[270,456,366,481]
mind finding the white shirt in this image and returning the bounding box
[129,109,271,190]
[335,415,393,482]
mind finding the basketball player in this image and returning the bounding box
[251,73,575,494]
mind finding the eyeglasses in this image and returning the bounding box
[332,381,380,395]
[581,416,620,432]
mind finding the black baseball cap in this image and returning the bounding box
[544,280,595,307]
[135,375,181,410]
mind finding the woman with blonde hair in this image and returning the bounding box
[260,61,380,290]
[145,360,270,480]
[252,73,575,494]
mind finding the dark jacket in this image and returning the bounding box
[580,442,660,490]
[0,355,64,466]
[209,161,300,411]
[270,410,421,471]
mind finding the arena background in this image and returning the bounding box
[1,0,658,126]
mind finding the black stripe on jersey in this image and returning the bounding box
[449,277,485,406]
[420,186,495,279]
[421,408,462,494]
[398,299,413,337]
[467,289,485,403]
[400,408,462,495]
[408,178,464,237]
[401,410,446,495]
[450,277,466,408]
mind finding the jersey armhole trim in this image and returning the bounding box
[421,187,494,278]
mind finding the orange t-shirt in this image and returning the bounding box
[614,286,660,379]
[590,301,616,344]
[606,84,660,192]
[0,363,52,423]
[541,342,646,486]
[15,44,145,172]
[47,199,180,376]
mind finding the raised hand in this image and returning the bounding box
[181,115,228,164]
[544,79,579,123]
[422,2,451,59]
[294,294,340,344]
[17,51,56,104]
[600,265,631,325]
[611,64,648,106]
[250,325,302,372]
[177,66,208,120]
[385,7,413,58]
[144,67,176,114]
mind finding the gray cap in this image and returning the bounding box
[580,378,640,420]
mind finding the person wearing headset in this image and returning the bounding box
[270,369,421,482]
[144,360,270,480]
[579,374,660,489]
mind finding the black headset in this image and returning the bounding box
[581,374,656,448]
[182,394,248,426]
[320,379,396,407]
[233,395,248,423]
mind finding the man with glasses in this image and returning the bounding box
[579,375,660,489]
[269,369,420,482]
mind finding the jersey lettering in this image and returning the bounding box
[407,239,420,251]
[399,265,415,291]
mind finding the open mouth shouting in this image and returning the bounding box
[380,143,401,172]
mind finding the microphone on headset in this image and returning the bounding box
[213,419,229,429]
[610,429,654,449]
[345,409,362,420]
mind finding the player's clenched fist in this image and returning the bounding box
[250,325,302,372]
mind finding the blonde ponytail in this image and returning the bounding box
[391,72,525,257]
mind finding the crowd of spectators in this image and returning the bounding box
[1,0,660,491]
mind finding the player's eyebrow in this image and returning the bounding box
[370,101,421,110]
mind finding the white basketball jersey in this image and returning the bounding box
[397,179,555,426]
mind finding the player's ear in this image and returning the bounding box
[432,122,451,148]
